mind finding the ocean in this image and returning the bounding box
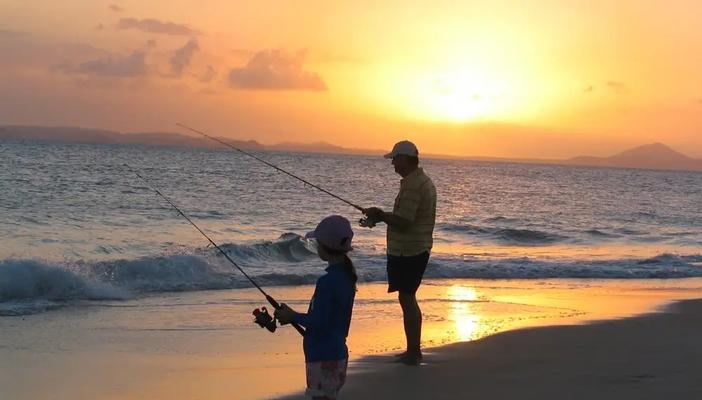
[1,139,702,316]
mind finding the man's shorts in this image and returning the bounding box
[305,358,348,399]
[387,251,430,294]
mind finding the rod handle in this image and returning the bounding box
[266,295,306,337]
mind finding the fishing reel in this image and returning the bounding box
[359,215,376,228]
[252,306,277,333]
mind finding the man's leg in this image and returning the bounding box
[398,291,422,358]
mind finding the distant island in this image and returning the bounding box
[562,143,702,172]
[0,125,383,156]
[2,125,701,172]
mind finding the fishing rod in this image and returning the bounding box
[124,163,305,337]
[175,122,368,215]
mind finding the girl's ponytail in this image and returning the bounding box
[343,254,358,291]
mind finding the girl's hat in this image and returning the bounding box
[305,215,354,252]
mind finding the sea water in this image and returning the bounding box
[1,139,701,315]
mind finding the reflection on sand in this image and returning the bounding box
[447,285,481,341]
[415,278,702,351]
[4,279,702,400]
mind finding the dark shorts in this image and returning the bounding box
[387,252,430,294]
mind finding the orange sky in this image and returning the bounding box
[1,0,702,158]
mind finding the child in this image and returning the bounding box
[275,215,357,400]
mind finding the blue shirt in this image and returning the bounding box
[293,262,355,362]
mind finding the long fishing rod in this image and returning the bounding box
[124,163,305,337]
[175,122,366,213]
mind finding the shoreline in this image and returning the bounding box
[3,278,702,400]
[279,297,702,399]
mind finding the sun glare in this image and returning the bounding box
[447,285,481,341]
[447,285,478,301]
[367,63,530,124]
[419,70,509,121]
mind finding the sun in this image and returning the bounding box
[413,69,511,122]
[354,44,541,124]
[365,64,523,123]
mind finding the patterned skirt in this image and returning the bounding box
[305,358,348,399]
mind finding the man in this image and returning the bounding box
[364,140,436,366]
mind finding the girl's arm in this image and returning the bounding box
[293,277,332,331]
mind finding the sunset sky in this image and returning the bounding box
[2,0,702,158]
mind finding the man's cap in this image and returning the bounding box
[384,140,419,159]
[305,215,354,252]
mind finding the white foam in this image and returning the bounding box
[0,259,129,302]
[2,251,702,316]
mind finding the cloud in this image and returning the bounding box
[58,50,147,77]
[116,18,199,36]
[605,81,628,94]
[199,65,216,82]
[109,4,124,12]
[170,38,199,76]
[228,49,327,91]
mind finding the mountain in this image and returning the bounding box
[565,143,702,172]
[2,125,701,172]
[0,125,377,155]
[0,125,265,150]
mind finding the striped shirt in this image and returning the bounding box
[387,167,437,256]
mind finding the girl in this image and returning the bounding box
[275,215,357,400]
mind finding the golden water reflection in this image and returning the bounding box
[447,285,481,342]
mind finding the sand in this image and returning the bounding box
[2,279,702,400]
[281,299,702,400]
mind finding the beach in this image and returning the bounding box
[2,142,702,399]
[3,278,702,400]
[3,0,702,397]
[282,298,702,400]
[4,1,702,397]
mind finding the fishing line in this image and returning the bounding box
[124,163,305,336]
[175,122,366,213]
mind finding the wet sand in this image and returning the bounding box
[281,298,702,400]
[2,278,702,400]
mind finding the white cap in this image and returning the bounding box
[384,140,419,159]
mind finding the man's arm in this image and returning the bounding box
[380,210,413,230]
[364,183,422,230]
[363,207,413,230]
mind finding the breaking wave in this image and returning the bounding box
[218,232,316,263]
[441,223,567,244]
[2,251,702,315]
